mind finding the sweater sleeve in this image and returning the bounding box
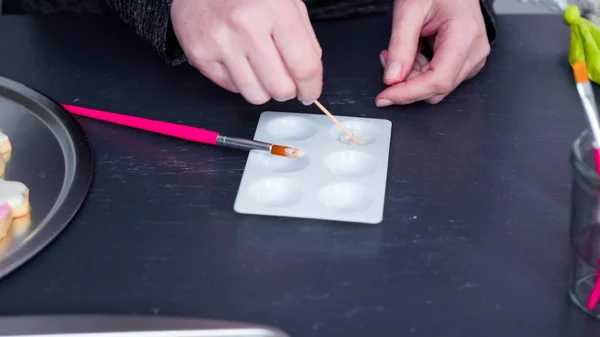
[106,0,187,65]
[481,0,497,44]
[106,0,497,66]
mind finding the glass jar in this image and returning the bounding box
[569,129,600,318]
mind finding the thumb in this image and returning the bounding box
[384,0,427,85]
[379,50,388,68]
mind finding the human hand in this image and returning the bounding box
[376,0,491,106]
[171,0,323,105]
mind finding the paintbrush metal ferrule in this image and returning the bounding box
[578,81,597,105]
[216,135,304,158]
[577,82,600,145]
[216,135,271,152]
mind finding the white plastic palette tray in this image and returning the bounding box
[234,111,392,224]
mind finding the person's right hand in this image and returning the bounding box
[171,0,323,105]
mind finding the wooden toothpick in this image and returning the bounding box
[313,100,360,144]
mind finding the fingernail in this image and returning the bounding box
[275,95,295,102]
[379,53,386,68]
[301,100,313,106]
[376,99,393,107]
[384,61,402,80]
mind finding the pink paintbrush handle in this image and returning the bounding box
[62,104,220,145]
[589,270,600,310]
[588,148,600,310]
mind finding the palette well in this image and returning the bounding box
[234,111,392,224]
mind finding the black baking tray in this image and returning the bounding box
[0,76,93,279]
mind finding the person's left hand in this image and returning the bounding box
[376,0,491,107]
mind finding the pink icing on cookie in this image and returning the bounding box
[0,203,9,221]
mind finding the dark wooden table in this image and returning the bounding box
[0,13,594,337]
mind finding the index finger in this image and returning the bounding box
[377,23,471,105]
[384,0,428,85]
[294,0,322,58]
[273,3,323,103]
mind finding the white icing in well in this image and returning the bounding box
[0,179,26,207]
[0,132,7,142]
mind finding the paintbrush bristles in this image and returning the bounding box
[271,145,305,158]
[313,100,360,144]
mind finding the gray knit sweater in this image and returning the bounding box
[1,0,497,65]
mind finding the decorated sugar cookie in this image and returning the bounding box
[0,129,11,155]
[0,203,12,239]
[0,179,30,217]
[0,231,12,256]
[0,154,4,178]
[2,149,11,163]
[11,213,31,238]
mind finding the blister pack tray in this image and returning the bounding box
[234,111,392,224]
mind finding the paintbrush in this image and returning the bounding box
[61,104,304,158]
[572,61,600,310]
